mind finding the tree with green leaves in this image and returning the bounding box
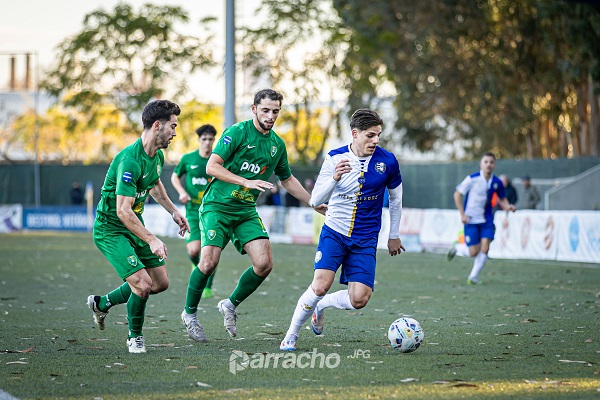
[333,0,600,160]
[42,3,215,129]
[241,0,348,164]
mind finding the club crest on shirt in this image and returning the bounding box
[127,255,138,267]
[271,146,277,157]
[375,162,386,173]
[208,230,216,240]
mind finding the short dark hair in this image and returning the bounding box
[253,89,284,107]
[482,151,496,160]
[142,100,181,129]
[350,109,383,131]
[196,124,217,137]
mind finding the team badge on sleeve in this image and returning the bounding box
[122,172,133,183]
[127,255,138,267]
[208,230,216,240]
[223,136,232,145]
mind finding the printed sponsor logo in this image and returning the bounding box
[569,217,579,252]
[315,251,322,263]
[241,162,262,174]
[192,177,208,186]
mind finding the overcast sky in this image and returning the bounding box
[0,0,261,104]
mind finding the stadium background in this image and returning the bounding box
[1,156,599,209]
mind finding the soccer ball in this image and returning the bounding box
[387,317,424,353]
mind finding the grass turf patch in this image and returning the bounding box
[1,232,599,399]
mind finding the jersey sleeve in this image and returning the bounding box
[310,154,337,206]
[496,179,507,199]
[173,154,186,177]
[213,125,242,162]
[115,158,142,198]
[455,175,472,195]
[386,157,402,189]
[274,143,292,181]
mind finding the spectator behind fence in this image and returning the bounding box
[70,181,85,205]
[521,175,540,209]
[493,175,517,212]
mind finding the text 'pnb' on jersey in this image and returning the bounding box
[202,119,292,210]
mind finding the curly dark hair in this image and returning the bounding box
[142,100,181,129]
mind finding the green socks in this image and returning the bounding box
[127,292,148,338]
[185,267,210,314]
[229,266,266,307]
[205,268,215,289]
[99,282,132,312]
[189,254,200,270]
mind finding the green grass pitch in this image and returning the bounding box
[1,232,599,399]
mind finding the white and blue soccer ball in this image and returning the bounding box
[387,317,424,353]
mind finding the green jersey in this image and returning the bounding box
[173,151,212,207]
[96,138,164,226]
[202,119,292,210]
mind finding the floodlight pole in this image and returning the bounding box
[33,51,40,207]
[224,0,236,128]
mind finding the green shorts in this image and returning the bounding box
[93,214,165,280]
[185,203,201,243]
[200,206,269,254]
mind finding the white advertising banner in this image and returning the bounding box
[489,211,557,260]
[419,209,463,251]
[378,208,424,252]
[136,205,600,265]
[554,212,600,263]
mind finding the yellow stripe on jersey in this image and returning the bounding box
[347,171,364,237]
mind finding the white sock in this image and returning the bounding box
[456,243,470,257]
[286,286,323,337]
[468,252,488,280]
[316,290,356,312]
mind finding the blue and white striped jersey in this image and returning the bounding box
[456,171,506,224]
[310,145,402,239]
